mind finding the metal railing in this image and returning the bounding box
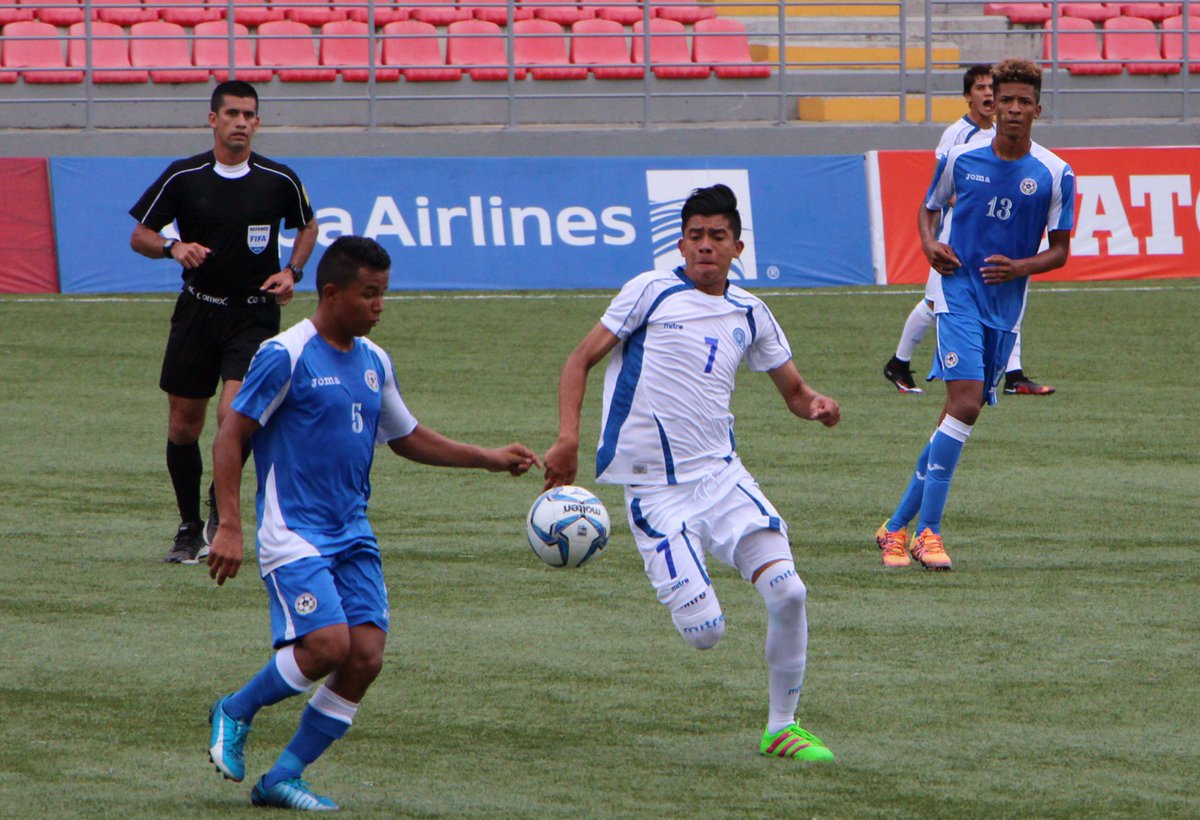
[0,0,1197,127]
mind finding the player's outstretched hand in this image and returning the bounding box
[489,443,543,476]
[541,440,578,490]
[808,395,841,428]
[261,269,296,306]
[207,523,244,586]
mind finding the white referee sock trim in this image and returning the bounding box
[309,683,359,725]
[937,414,974,443]
[275,644,316,693]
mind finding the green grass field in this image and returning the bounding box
[1,280,1197,818]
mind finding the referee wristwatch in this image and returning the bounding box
[162,239,177,258]
[285,263,304,283]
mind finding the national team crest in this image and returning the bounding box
[247,224,271,254]
[733,327,747,350]
[945,352,959,368]
[294,592,318,615]
[1019,178,1038,196]
[364,369,380,392]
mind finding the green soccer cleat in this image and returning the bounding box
[251,776,339,811]
[760,723,835,762]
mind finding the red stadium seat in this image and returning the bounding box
[1161,14,1200,72]
[408,0,470,26]
[514,17,586,78]
[23,0,86,26]
[1117,2,1181,21]
[319,18,400,80]
[523,0,593,26]
[193,18,274,81]
[569,16,641,78]
[594,0,643,25]
[1103,14,1178,72]
[693,16,768,78]
[0,0,34,23]
[631,17,707,78]
[462,0,532,25]
[96,0,158,25]
[273,0,347,25]
[381,18,462,80]
[343,0,409,24]
[650,0,713,24]
[155,0,224,26]
[983,3,1052,25]
[1043,15,1122,73]
[67,19,149,81]
[231,0,284,25]
[1060,2,1121,21]
[257,18,338,80]
[130,19,210,80]
[2,19,84,81]
[445,18,525,80]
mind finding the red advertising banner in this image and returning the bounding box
[0,158,58,294]
[875,146,1200,285]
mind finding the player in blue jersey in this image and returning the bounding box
[203,236,541,810]
[883,64,1056,398]
[876,58,1074,570]
[543,184,841,763]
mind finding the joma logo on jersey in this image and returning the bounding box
[645,169,759,280]
[311,376,342,388]
[966,173,992,183]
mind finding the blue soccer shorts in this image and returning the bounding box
[263,544,390,649]
[930,311,1017,406]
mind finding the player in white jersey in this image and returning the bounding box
[544,184,841,763]
[884,64,1057,398]
[203,236,541,810]
[876,59,1074,570]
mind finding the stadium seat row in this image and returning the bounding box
[986,2,1185,26]
[0,0,716,28]
[1041,13,1200,74]
[0,15,770,82]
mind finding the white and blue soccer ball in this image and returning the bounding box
[526,485,610,569]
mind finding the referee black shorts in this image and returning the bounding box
[159,288,282,399]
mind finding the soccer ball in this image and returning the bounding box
[526,485,611,569]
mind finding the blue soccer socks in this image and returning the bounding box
[916,415,973,535]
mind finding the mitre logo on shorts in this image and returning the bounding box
[294,592,318,615]
[247,224,271,254]
[364,369,380,392]
[644,169,759,281]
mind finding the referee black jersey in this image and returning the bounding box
[130,150,314,298]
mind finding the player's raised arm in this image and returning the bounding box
[768,361,841,428]
[387,425,541,476]
[543,321,620,490]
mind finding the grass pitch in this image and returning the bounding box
[0,280,1197,818]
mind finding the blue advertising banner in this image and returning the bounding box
[51,155,873,294]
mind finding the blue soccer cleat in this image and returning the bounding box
[251,776,339,811]
[209,694,252,782]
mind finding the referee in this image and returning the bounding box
[130,80,318,565]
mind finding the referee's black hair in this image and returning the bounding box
[680,184,741,240]
[317,236,392,297]
[962,64,993,95]
[211,80,259,113]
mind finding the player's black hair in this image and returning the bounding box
[211,80,259,113]
[317,236,392,298]
[680,184,742,240]
[962,63,993,95]
[992,58,1043,102]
